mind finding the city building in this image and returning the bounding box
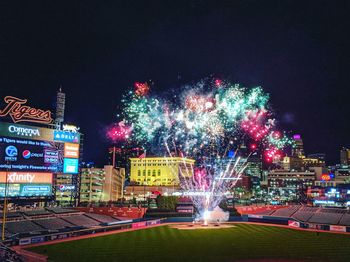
[244,156,262,193]
[307,184,350,208]
[281,156,303,171]
[108,146,142,176]
[55,174,77,205]
[245,156,262,178]
[267,170,316,201]
[129,157,195,186]
[80,165,125,203]
[340,147,350,165]
[291,134,305,158]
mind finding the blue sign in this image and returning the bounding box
[54,131,80,143]
[5,145,18,157]
[0,184,52,198]
[63,158,79,174]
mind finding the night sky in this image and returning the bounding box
[1,1,349,165]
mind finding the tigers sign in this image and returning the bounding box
[0,96,53,124]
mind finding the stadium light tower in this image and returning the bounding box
[1,164,9,241]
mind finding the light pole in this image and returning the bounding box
[2,165,9,241]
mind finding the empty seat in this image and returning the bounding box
[308,213,343,225]
[5,220,44,234]
[271,206,300,217]
[84,213,120,223]
[34,218,75,230]
[339,214,350,226]
[62,215,100,227]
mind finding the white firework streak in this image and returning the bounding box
[164,140,249,214]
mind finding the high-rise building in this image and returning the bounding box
[245,156,262,178]
[108,146,142,176]
[129,157,195,186]
[267,170,315,201]
[292,134,305,158]
[55,87,66,127]
[340,147,350,165]
[80,165,125,203]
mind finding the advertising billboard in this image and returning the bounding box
[329,225,346,232]
[64,143,79,158]
[0,122,54,141]
[0,183,52,197]
[0,122,80,144]
[54,130,80,143]
[0,137,64,172]
[0,172,53,184]
[63,158,79,174]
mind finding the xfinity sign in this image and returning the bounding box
[7,173,35,183]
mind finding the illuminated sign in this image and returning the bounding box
[0,122,54,141]
[293,134,301,140]
[288,220,300,228]
[54,130,80,143]
[0,172,53,184]
[0,96,52,124]
[329,225,346,232]
[321,174,334,181]
[314,200,335,205]
[63,124,79,133]
[58,184,75,191]
[0,137,64,172]
[64,143,79,158]
[0,183,52,197]
[63,158,79,174]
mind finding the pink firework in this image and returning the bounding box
[134,82,150,96]
[264,146,283,162]
[106,121,132,142]
[241,109,271,141]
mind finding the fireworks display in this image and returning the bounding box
[109,78,293,216]
[112,78,292,160]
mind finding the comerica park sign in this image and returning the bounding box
[0,96,53,124]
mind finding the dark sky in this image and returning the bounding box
[1,1,349,165]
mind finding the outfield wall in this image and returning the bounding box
[16,219,161,246]
[243,214,350,233]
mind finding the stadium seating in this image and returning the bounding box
[256,210,276,215]
[84,213,121,223]
[34,218,75,230]
[62,215,101,227]
[5,220,44,234]
[319,208,347,214]
[307,212,343,225]
[339,214,350,226]
[291,211,314,222]
[270,206,300,217]
[248,205,350,226]
[23,209,52,216]
[46,207,80,214]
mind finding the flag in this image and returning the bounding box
[179,150,184,158]
[139,151,146,158]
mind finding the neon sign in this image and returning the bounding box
[321,174,334,181]
[0,96,53,124]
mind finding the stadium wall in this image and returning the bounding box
[242,214,350,233]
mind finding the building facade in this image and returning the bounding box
[340,147,350,165]
[129,157,195,186]
[267,170,315,201]
[80,165,125,203]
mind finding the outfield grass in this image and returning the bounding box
[28,224,350,262]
